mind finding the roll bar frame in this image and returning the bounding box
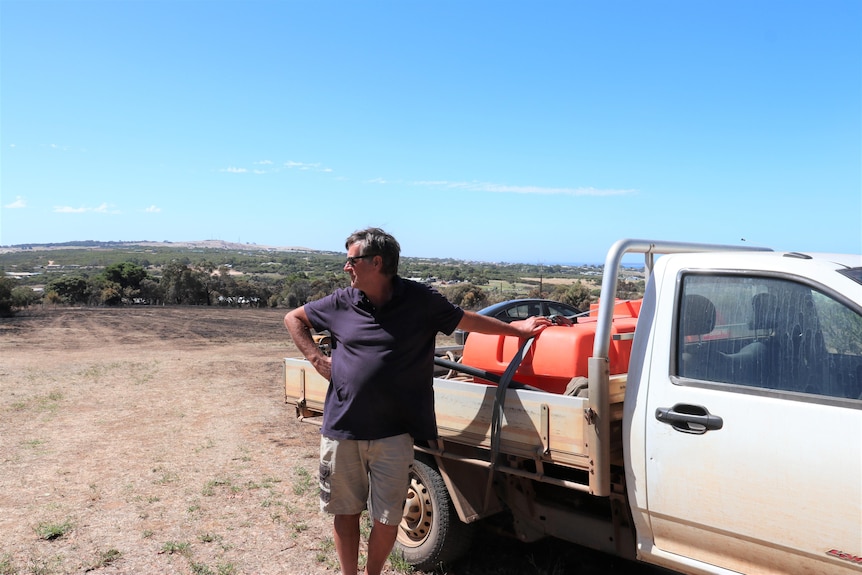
[586,239,772,496]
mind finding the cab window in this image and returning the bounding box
[676,274,862,401]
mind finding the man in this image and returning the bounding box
[284,228,549,575]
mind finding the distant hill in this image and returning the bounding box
[0,240,325,255]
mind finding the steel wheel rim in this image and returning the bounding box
[398,474,432,547]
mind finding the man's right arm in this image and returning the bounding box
[284,307,332,381]
[457,310,551,339]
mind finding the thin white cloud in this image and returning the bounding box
[145,205,161,213]
[54,203,121,214]
[223,157,626,197]
[284,161,331,172]
[221,164,276,174]
[4,196,26,209]
[222,159,333,175]
[411,180,637,197]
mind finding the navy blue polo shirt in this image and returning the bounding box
[303,277,463,441]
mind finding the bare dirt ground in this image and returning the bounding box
[0,307,661,575]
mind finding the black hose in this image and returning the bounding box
[433,357,542,392]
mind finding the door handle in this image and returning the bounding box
[655,404,723,435]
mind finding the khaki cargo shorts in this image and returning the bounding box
[319,433,413,525]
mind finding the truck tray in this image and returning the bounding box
[283,358,626,471]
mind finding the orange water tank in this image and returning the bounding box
[460,300,640,394]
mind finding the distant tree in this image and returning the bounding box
[552,282,593,312]
[138,278,163,305]
[442,268,463,282]
[99,281,124,306]
[103,262,148,293]
[280,273,312,308]
[211,266,236,305]
[46,275,90,305]
[11,286,41,309]
[196,261,221,305]
[484,291,510,306]
[43,290,63,305]
[527,285,544,299]
[0,274,14,317]
[470,271,490,285]
[160,262,209,305]
[281,273,348,307]
[439,283,489,310]
[225,277,270,307]
[245,278,275,308]
[616,279,644,300]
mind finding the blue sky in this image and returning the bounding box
[2,0,860,264]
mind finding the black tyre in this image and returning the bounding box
[394,459,475,570]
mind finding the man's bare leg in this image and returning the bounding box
[364,520,399,575]
[333,513,362,575]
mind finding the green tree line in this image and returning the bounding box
[0,246,645,317]
[0,262,644,319]
[0,261,353,312]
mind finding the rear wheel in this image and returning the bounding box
[394,459,474,570]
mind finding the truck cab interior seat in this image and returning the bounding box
[681,294,716,339]
[721,292,780,386]
[679,294,717,380]
[750,292,779,338]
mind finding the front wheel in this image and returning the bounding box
[394,459,474,570]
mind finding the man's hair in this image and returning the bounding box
[346,227,400,276]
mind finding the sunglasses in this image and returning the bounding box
[345,254,376,266]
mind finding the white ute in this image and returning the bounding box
[284,239,862,574]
